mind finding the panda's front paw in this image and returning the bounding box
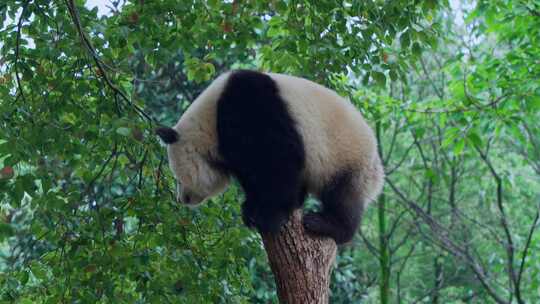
[255,212,288,234]
[242,203,256,228]
[241,212,257,229]
[303,212,328,235]
[241,201,258,229]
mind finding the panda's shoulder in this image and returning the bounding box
[265,72,315,89]
[216,70,344,108]
[214,70,312,91]
[215,70,282,101]
[224,70,276,89]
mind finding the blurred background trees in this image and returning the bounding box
[0,0,538,303]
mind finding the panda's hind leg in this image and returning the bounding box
[303,171,364,245]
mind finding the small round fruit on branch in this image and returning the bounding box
[0,166,14,179]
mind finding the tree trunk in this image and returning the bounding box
[260,209,337,304]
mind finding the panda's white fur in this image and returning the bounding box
[158,70,384,244]
[165,73,230,204]
[267,73,384,202]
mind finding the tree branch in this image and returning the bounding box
[260,210,337,303]
[14,1,29,102]
[387,179,509,304]
[516,203,540,290]
[471,143,522,304]
[65,0,154,123]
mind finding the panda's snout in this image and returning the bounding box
[176,191,190,204]
[176,184,193,204]
[179,191,203,206]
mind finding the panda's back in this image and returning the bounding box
[215,70,306,188]
[266,73,380,192]
[183,70,381,198]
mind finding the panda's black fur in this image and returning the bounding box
[216,70,307,233]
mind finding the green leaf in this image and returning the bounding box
[530,96,540,111]
[389,69,398,81]
[453,139,465,155]
[442,127,460,147]
[412,42,422,57]
[19,271,29,285]
[116,127,131,136]
[0,223,14,240]
[31,263,47,280]
[267,26,282,38]
[372,71,386,86]
[400,32,410,48]
[467,131,483,147]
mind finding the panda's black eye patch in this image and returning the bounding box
[156,127,179,144]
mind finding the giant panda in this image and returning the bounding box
[156,70,384,244]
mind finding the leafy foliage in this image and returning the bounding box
[1,0,539,303]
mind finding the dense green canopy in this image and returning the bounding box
[1,0,539,303]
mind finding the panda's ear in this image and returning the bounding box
[156,127,179,144]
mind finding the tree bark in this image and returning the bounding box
[260,209,337,304]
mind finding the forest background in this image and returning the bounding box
[0,0,539,303]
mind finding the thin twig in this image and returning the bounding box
[65,0,154,122]
[84,143,118,196]
[399,93,508,114]
[387,179,509,304]
[15,1,29,102]
[471,142,522,304]
[516,204,540,290]
[419,56,444,99]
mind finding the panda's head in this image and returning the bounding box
[156,127,230,206]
